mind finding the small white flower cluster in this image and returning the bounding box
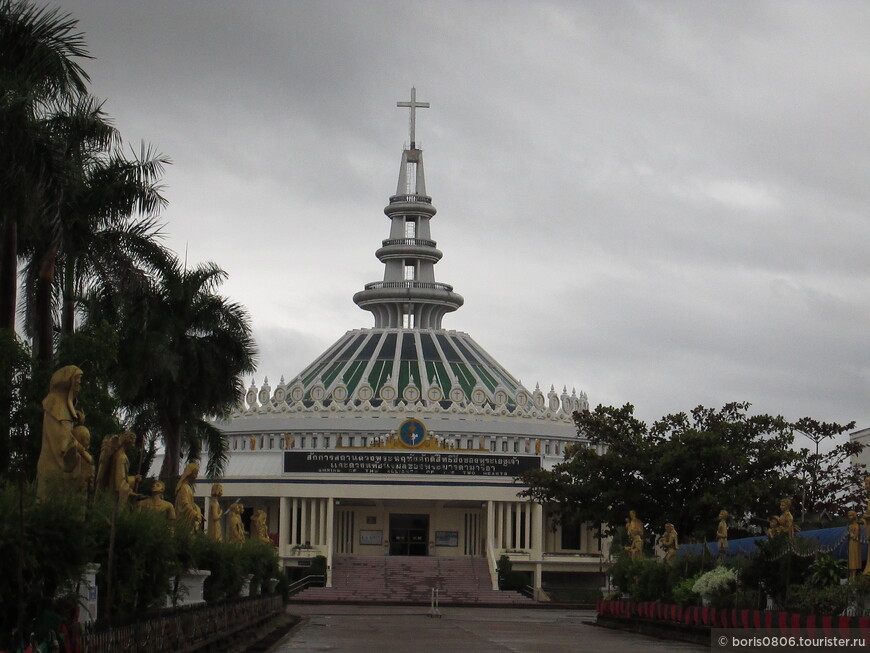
[692,566,738,596]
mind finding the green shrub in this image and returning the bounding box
[672,576,700,605]
[786,583,850,615]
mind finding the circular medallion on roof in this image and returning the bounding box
[493,388,508,406]
[515,389,530,407]
[245,388,257,408]
[398,418,427,448]
[471,386,486,406]
[273,386,286,403]
[380,384,396,401]
[258,387,271,406]
[332,384,348,402]
[357,383,374,401]
[403,382,420,403]
[311,384,326,401]
[449,385,464,403]
[427,384,443,402]
[289,384,305,402]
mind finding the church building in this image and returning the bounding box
[198,89,604,597]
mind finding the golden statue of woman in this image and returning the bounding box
[627,510,644,539]
[36,366,85,499]
[250,508,271,544]
[778,498,795,538]
[71,424,95,495]
[96,432,141,508]
[847,510,861,580]
[658,523,678,565]
[716,510,729,562]
[208,483,224,541]
[175,463,203,531]
[137,480,176,522]
[227,502,246,543]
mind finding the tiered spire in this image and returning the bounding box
[353,88,463,329]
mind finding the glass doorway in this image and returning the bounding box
[389,514,429,556]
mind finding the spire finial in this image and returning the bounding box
[397,87,429,149]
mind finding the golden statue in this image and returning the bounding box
[624,533,643,560]
[627,510,644,539]
[658,523,678,565]
[96,431,141,508]
[175,463,203,531]
[227,502,246,544]
[847,510,861,580]
[778,498,795,538]
[716,510,729,562]
[766,515,781,538]
[71,424,95,495]
[250,508,271,544]
[36,366,85,499]
[208,484,224,541]
[137,479,176,522]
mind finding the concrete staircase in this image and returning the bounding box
[291,556,534,605]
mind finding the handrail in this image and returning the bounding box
[381,238,437,248]
[485,540,500,591]
[389,194,432,204]
[286,574,325,596]
[363,281,454,292]
[521,584,535,599]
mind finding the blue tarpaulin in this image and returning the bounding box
[676,526,853,559]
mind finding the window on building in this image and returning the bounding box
[312,436,318,449]
[405,219,416,239]
[501,441,508,452]
[269,437,274,449]
[349,436,355,446]
[544,443,551,455]
[404,263,415,281]
[300,436,306,449]
[402,313,415,329]
[513,441,519,453]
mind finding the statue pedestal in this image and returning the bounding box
[266,578,279,593]
[168,569,211,607]
[78,563,100,623]
[241,574,255,597]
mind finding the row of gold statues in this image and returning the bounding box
[627,486,870,580]
[34,366,272,545]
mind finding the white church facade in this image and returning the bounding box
[195,90,604,595]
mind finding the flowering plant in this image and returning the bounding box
[692,566,738,596]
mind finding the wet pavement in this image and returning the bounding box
[271,605,707,653]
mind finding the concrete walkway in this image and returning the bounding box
[272,605,708,653]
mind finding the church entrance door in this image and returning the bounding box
[389,514,429,555]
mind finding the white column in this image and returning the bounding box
[319,498,327,545]
[291,498,299,546]
[494,501,502,549]
[325,498,335,587]
[525,502,532,549]
[279,497,289,555]
[486,500,494,554]
[300,499,308,545]
[531,503,543,558]
[513,503,521,550]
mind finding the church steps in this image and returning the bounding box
[291,556,534,605]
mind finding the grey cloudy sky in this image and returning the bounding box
[60,0,870,431]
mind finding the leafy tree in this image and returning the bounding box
[521,402,802,541]
[86,258,257,482]
[0,0,91,331]
[791,417,865,521]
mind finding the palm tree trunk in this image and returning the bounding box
[35,244,58,364]
[61,256,76,335]
[159,419,181,486]
[0,218,17,330]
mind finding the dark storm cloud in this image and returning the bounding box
[59,0,870,428]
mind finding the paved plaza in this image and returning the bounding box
[273,605,707,653]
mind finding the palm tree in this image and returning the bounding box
[88,257,257,482]
[0,0,91,330]
[18,100,170,363]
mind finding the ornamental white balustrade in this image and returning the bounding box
[239,377,588,422]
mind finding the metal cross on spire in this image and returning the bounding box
[397,87,429,149]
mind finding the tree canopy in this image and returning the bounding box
[520,402,863,541]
